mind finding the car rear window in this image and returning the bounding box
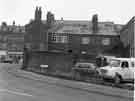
[109,60,120,67]
[75,63,94,68]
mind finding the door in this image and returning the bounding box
[120,61,131,80]
[130,61,135,80]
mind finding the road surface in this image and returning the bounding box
[0,63,133,101]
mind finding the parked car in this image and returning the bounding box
[71,62,97,80]
[2,57,13,64]
[98,58,135,84]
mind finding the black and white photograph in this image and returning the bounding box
[0,0,134,101]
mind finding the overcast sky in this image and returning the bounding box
[0,0,135,25]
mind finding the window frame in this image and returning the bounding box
[51,33,68,44]
[102,38,111,46]
[81,37,90,45]
[121,61,129,68]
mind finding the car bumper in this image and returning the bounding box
[100,74,114,80]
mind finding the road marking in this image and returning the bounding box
[0,89,33,97]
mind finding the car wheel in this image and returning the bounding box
[102,77,109,82]
[114,75,121,85]
[71,70,76,80]
[75,72,81,80]
[94,70,100,78]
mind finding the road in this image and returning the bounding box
[0,63,133,101]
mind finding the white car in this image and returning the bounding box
[99,58,135,84]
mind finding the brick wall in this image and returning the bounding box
[120,17,135,57]
[27,51,73,72]
[48,33,119,55]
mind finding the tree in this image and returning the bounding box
[1,22,7,27]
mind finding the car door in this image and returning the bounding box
[129,61,135,80]
[120,61,131,80]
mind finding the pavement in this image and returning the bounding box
[8,64,134,99]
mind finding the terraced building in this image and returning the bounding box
[24,7,123,72]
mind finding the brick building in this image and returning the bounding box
[24,7,123,72]
[120,16,135,57]
[25,7,48,51]
[0,21,25,54]
[7,33,25,51]
[47,20,121,56]
[0,33,8,50]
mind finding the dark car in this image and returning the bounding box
[71,62,97,80]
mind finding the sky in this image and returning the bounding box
[0,0,135,25]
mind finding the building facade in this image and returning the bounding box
[47,20,121,57]
[0,22,25,52]
[23,7,123,72]
[0,34,8,50]
[25,7,48,51]
[7,33,25,51]
[120,17,135,57]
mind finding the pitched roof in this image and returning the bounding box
[46,20,122,35]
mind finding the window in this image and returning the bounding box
[25,43,31,48]
[51,33,56,41]
[82,37,90,45]
[102,38,110,46]
[121,61,129,68]
[109,60,120,67]
[51,33,68,43]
